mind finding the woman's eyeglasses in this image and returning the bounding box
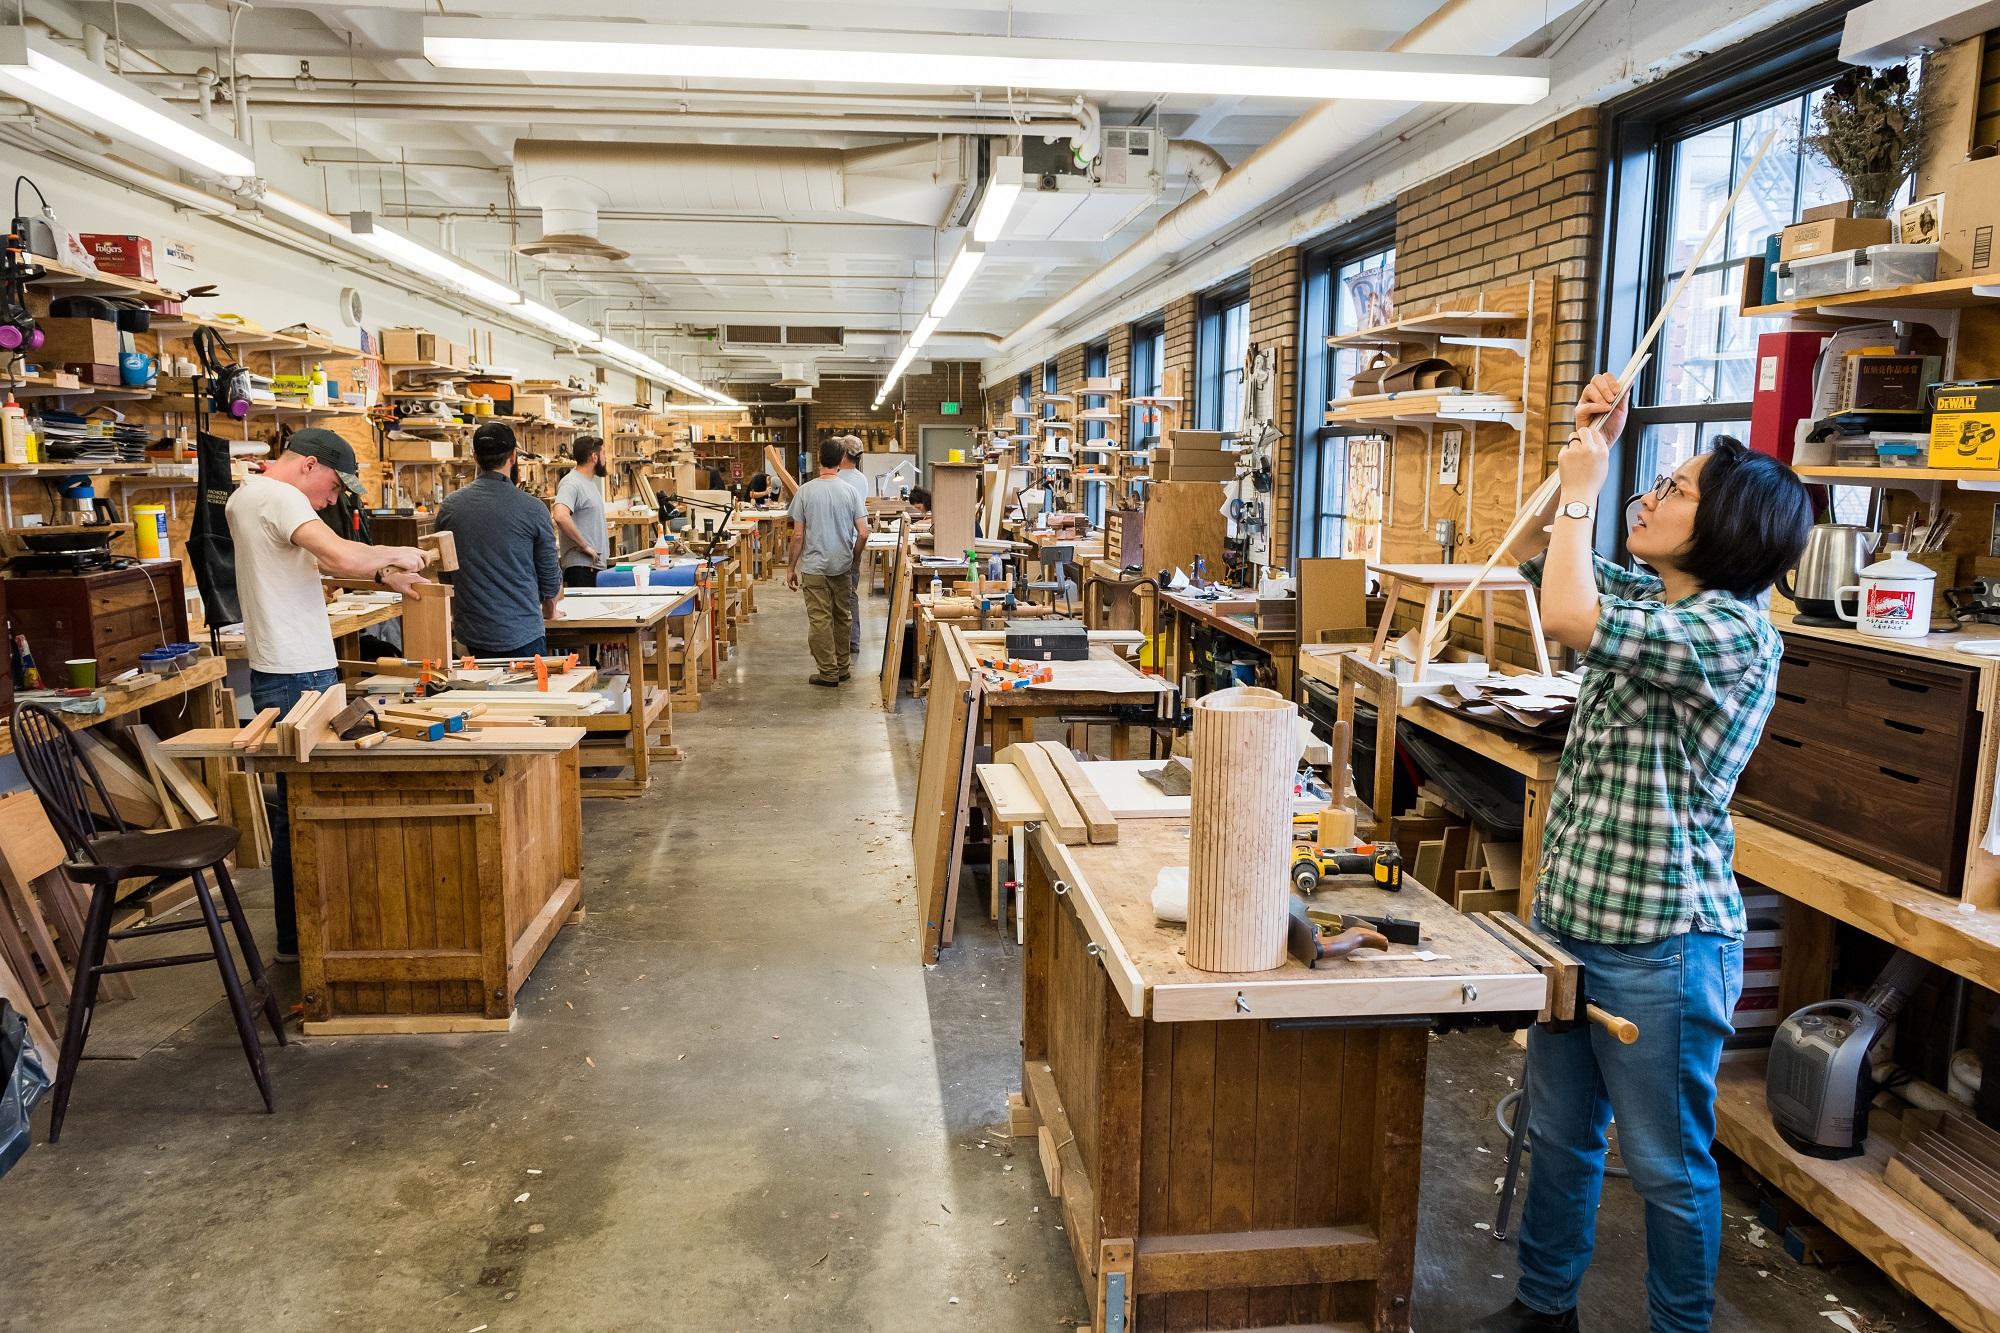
[1648,472,1691,504]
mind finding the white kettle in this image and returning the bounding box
[1837,548,1936,640]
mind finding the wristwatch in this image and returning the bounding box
[1558,501,1594,522]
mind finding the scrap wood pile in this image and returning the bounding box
[993,741,1116,846]
[236,683,606,758]
[1884,1109,2000,1265]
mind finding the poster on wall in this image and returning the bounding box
[1344,436,1385,562]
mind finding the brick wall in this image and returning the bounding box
[1164,294,1197,398]
[1395,107,1600,475]
[1250,248,1302,565]
[809,359,982,453]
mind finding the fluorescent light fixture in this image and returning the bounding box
[972,157,1023,244]
[909,314,941,349]
[662,403,747,413]
[350,212,521,309]
[425,20,1550,104]
[517,300,600,346]
[929,244,984,321]
[0,26,257,179]
[876,344,920,402]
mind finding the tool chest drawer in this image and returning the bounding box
[1735,634,1979,895]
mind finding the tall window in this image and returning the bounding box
[1082,341,1109,524]
[1196,279,1250,431]
[1603,12,1884,526]
[1129,318,1165,446]
[1296,215,1395,562]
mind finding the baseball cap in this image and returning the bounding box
[285,428,363,496]
[842,434,864,457]
[473,421,518,468]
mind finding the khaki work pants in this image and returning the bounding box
[801,571,853,681]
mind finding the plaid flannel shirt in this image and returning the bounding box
[1520,553,1781,942]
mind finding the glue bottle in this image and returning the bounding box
[0,393,27,466]
[929,573,943,601]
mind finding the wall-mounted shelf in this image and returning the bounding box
[1324,391,1524,431]
[1743,274,2000,329]
[1328,306,1528,349]
[25,257,177,302]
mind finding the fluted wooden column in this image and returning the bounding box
[1186,685,1298,973]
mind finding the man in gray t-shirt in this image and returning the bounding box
[787,439,870,685]
[553,435,610,588]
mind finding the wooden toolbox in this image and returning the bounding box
[8,563,189,680]
[1733,634,1980,895]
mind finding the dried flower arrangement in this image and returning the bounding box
[1803,62,1930,218]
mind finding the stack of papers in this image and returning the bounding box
[1432,673,1583,738]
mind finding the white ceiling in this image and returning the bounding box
[45,0,1478,380]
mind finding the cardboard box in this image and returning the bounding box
[38,316,120,367]
[1801,200,1856,224]
[78,233,155,281]
[382,328,440,365]
[386,437,457,462]
[514,393,557,419]
[1939,156,2000,279]
[1169,429,1227,450]
[1929,384,2000,469]
[1779,217,1894,261]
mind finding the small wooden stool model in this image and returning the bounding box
[1366,561,1551,680]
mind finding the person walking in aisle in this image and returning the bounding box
[786,438,869,686]
[225,429,432,959]
[436,422,563,658]
[836,435,872,657]
[553,434,609,588]
[1471,374,1812,1333]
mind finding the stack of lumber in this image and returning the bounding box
[1391,788,1518,914]
[1148,430,1239,483]
[1885,1110,2000,1265]
[994,741,1117,846]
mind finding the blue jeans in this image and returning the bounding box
[248,667,340,955]
[1517,926,1744,1332]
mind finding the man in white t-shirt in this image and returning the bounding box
[836,436,872,655]
[225,430,431,959]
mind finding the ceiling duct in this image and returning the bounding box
[722,324,847,352]
[773,360,819,388]
[513,138,972,261]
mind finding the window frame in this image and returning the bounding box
[1294,209,1397,564]
[1596,6,1856,552]
[1082,339,1110,523]
[1128,317,1166,448]
[1195,274,1251,431]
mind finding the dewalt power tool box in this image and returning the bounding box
[1929,382,2000,469]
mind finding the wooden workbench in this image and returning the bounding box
[211,594,405,661]
[1016,818,1543,1330]
[1158,587,1299,699]
[545,590,689,794]
[1303,645,1560,916]
[959,630,1172,759]
[160,726,587,1035]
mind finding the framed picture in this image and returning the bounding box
[1898,194,1944,246]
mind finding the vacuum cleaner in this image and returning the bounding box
[1766,950,1928,1159]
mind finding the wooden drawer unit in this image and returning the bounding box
[1734,635,1979,895]
[7,563,189,680]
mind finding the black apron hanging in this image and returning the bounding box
[188,429,240,630]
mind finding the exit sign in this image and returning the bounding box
[940,401,961,415]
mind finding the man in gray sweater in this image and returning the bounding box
[437,422,562,658]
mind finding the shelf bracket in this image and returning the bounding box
[1441,335,1529,355]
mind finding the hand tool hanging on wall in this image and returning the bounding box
[1393,127,1781,666]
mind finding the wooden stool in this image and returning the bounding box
[1366,562,1551,680]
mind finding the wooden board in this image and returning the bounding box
[1297,557,1368,644]
[1141,480,1228,579]
[879,526,916,707]
[1036,741,1118,844]
[73,729,163,828]
[402,583,454,662]
[999,742,1086,844]
[980,463,1007,540]
[130,724,218,823]
[929,461,984,556]
[912,626,981,963]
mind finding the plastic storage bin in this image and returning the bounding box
[1776,243,1939,302]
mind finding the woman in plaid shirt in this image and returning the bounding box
[1475,374,1812,1333]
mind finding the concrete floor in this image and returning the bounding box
[0,585,1951,1332]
